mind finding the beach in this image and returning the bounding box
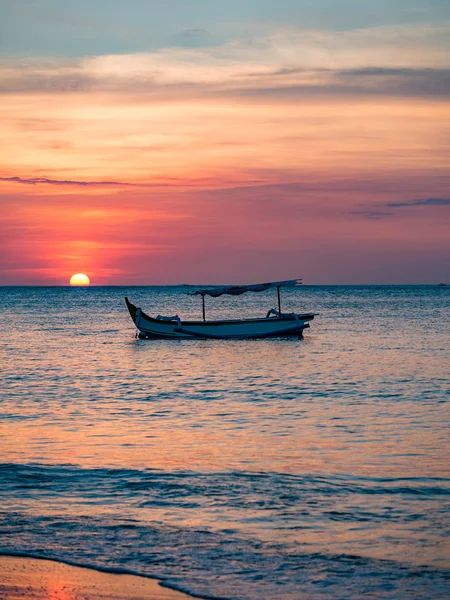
[0,556,192,600]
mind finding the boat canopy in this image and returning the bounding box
[193,279,301,298]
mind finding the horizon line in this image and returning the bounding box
[0,283,447,288]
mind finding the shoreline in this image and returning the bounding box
[0,555,196,600]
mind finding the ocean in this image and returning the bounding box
[1,285,449,599]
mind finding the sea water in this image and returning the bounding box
[1,285,449,599]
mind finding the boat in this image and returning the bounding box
[125,279,314,339]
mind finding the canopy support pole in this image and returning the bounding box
[277,286,281,315]
[202,294,206,322]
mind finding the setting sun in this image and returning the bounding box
[70,273,90,286]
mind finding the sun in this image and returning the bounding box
[70,273,91,286]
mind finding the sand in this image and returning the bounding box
[0,555,194,600]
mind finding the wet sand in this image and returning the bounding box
[0,556,194,600]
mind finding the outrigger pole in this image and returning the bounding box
[277,286,282,315]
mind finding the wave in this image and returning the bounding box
[1,463,450,599]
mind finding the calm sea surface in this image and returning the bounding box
[1,286,449,599]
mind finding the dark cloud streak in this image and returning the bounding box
[0,175,241,189]
[0,175,136,187]
[1,65,449,99]
[387,197,450,207]
[350,211,394,219]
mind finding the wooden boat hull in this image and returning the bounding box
[125,298,314,339]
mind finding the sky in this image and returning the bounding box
[0,0,449,285]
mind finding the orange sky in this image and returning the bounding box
[1,12,449,284]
